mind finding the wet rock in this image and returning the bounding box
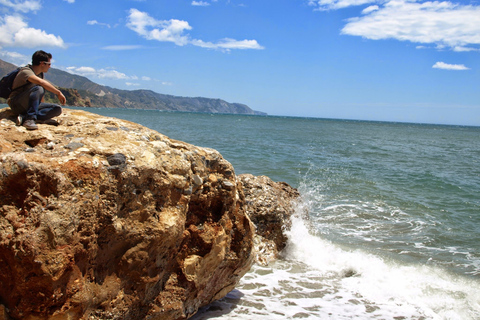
[238,174,300,265]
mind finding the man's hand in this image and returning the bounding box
[57,92,66,105]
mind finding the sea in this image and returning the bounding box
[80,107,480,319]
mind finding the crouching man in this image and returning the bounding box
[8,50,66,130]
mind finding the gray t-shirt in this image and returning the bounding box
[9,65,43,99]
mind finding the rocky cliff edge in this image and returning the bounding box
[0,108,299,320]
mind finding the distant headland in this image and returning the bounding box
[0,59,266,115]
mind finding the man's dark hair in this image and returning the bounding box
[32,50,52,66]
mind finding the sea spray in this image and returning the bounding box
[193,184,480,320]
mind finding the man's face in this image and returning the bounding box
[42,59,52,73]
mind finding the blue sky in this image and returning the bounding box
[0,0,479,125]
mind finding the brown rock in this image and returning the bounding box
[0,108,254,320]
[237,174,300,265]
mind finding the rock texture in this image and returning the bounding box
[0,108,255,320]
[237,174,300,266]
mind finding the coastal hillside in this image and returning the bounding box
[0,59,266,115]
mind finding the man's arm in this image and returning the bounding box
[27,74,66,105]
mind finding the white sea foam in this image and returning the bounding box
[193,206,480,320]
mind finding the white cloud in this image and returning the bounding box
[126,82,140,86]
[63,0,75,3]
[126,8,264,51]
[0,0,41,13]
[432,61,469,70]
[308,0,377,11]
[362,5,378,14]
[192,1,210,6]
[192,38,264,50]
[0,50,28,65]
[341,0,480,50]
[87,20,111,28]
[453,46,480,52]
[66,66,158,84]
[0,15,65,48]
[67,66,130,80]
[126,9,191,46]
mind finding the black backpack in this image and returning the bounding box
[0,68,21,99]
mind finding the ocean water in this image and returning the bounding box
[78,108,480,319]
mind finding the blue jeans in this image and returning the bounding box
[9,85,62,121]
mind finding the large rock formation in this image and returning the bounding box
[0,108,255,320]
[237,174,300,265]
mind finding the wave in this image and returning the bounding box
[193,182,480,320]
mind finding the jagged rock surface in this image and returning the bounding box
[0,108,255,320]
[237,174,300,266]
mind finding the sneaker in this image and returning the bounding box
[23,119,38,130]
[37,119,59,126]
[15,114,23,126]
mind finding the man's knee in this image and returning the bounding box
[53,106,62,117]
[30,85,45,99]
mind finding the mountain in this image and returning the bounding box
[0,59,266,115]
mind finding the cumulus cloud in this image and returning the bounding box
[432,61,469,70]
[192,1,210,6]
[308,0,377,11]
[0,0,41,13]
[67,66,130,80]
[340,0,480,50]
[0,50,28,65]
[66,66,159,85]
[87,20,111,28]
[362,5,379,14]
[126,8,264,51]
[126,9,191,46]
[0,15,65,48]
[191,38,264,50]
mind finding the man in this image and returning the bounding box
[8,50,66,130]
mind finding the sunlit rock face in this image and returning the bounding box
[237,174,300,266]
[0,108,254,320]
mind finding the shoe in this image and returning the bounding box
[15,114,23,126]
[37,119,59,126]
[23,119,38,130]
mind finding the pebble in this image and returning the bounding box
[222,181,235,190]
[65,142,84,151]
[107,153,127,166]
[193,175,203,186]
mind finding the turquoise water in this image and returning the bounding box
[79,108,480,319]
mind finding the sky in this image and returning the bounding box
[0,0,479,126]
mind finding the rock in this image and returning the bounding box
[106,153,127,166]
[0,305,8,320]
[0,108,254,320]
[237,174,300,266]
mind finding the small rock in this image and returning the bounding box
[107,153,127,166]
[192,175,203,186]
[222,180,235,190]
[46,142,55,150]
[64,142,84,151]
